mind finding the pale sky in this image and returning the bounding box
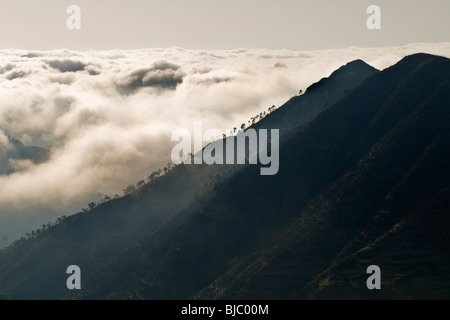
[0,0,449,50]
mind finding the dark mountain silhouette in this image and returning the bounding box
[1,53,449,300]
[254,59,377,136]
[193,53,450,300]
[0,136,49,175]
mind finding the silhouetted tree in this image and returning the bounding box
[147,173,156,183]
[136,180,145,188]
[123,185,136,195]
[88,202,96,211]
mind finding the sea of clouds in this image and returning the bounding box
[0,42,449,244]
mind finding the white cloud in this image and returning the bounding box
[0,42,449,242]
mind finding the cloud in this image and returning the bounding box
[0,63,14,74]
[191,66,213,74]
[187,70,238,86]
[115,60,185,94]
[45,59,87,72]
[275,53,311,59]
[6,69,27,80]
[274,62,287,68]
[86,66,101,76]
[21,53,41,58]
[0,43,449,242]
[209,53,225,59]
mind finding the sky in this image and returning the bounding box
[0,0,448,50]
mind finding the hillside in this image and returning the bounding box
[194,53,450,299]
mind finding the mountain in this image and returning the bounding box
[194,53,450,300]
[0,136,49,175]
[254,59,378,140]
[1,53,449,300]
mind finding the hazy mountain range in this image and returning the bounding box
[0,136,49,175]
[0,52,449,300]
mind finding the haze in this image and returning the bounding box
[0,0,449,50]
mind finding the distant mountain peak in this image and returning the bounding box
[385,53,448,75]
[305,59,378,94]
[402,52,440,61]
[0,136,49,175]
[7,135,24,148]
[252,58,379,137]
[341,59,377,72]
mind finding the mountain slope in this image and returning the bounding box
[74,53,450,300]
[254,59,378,139]
[194,54,450,299]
